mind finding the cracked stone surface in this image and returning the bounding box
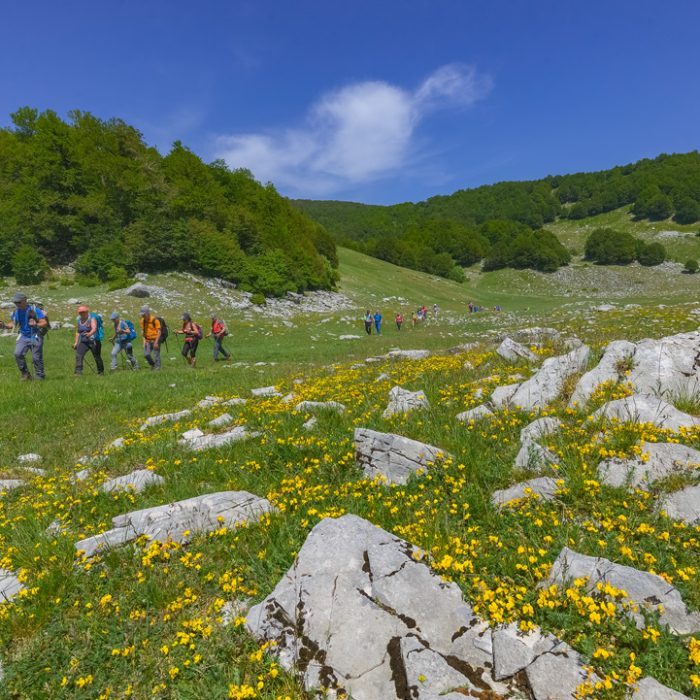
[100,469,165,494]
[295,400,346,414]
[208,413,233,428]
[491,477,560,507]
[545,547,700,635]
[196,396,223,409]
[178,426,257,451]
[658,483,700,524]
[385,349,431,360]
[491,383,521,409]
[456,404,494,422]
[246,515,508,700]
[0,569,24,603]
[17,453,42,463]
[0,480,23,496]
[525,644,600,700]
[491,623,560,680]
[591,394,700,430]
[355,428,450,485]
[382,386,429,419]
[223,397,247,407]
[508,345,590,411]
[569,340,636,408]
[497,337,537,363]
[75,491,273,559]
[514,441,558,471]
[251,386,281,397]
[598,441,700,489]
[520,417,562,444]
[633,676,691,699]
[139,410,191,431]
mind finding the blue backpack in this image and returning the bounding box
[123,319,137,342]
[90,312,105,341]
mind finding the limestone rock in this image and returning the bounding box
[70,468,92,483]
[246,515,507,699]
[491,477,560,506]
[513,327,561,343]
[456,404,494,422]
[339,334,361,340]
[139,409,191,431]
[0,569,24,603]
[591,394,700,430]
[295,400,346,413]
[197,396,223,409]
[251,385,281,398]
[179,426,257,451]
[181,428,204,441]
[108,437,126,450]
[569,340,636,407]
[17,453,42,464]
[514,441,558,470]
[594,304,616,312]
[491,383,521,409]
[208,413,233,428]
[497,337,537,363]
[386,349,431,360]
[491,623,560,680]
[632,676,691,699]
[658,484,700,524]
[509,345,590,411]
[382,386,429,418]
[599,441,700,489]
[355,428,450,485]
[0,480,23,496]
[302,417,317,431]
[520,417,562,444]
[545,547,700,634]
[124,283,152,297]
[75,491,273,559]
[526,644,600,700]
[223,397,247,407]
[100,469,165,494]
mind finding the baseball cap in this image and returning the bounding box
[109,311,120,320]
[78,305,89,313]
[12,292,27,304]
[139,305,150,316]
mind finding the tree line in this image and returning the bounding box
[0,108,338,295]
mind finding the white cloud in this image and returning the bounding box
[214,64,492,196]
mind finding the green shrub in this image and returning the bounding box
[12,244,49,285]
[584,229,637,265]
[684,259,698,274]
[59,276,75,286]
[636,241,666,266]
[250,292,266,306]
[76,273,100,287]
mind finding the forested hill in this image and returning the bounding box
[0,108,337,295]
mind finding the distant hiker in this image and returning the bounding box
[175,313,202,367]
[109,311,138,370]
[411,312,417,328]
[207,313,231,361]
[468,301,474,313]
[374,310,382,335]
[11,292,48,380]
[140,306,161,370]
[73,305,105,376]
[395,312,403,331]
[433,303,439,319]
[364,310,373,335]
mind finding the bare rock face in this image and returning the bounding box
[178,426,257,451]
[456,404,494,422]
[197,396,223,409]
[251,386,281,398]
[100,469,165,494]
[658,484,700,524]
[545,547,700,635]
[491,624,560,680]
[520,417,562,444]
[491,383,521,409]
[208,413,233,428]
[514,442,558,471]
[569,340,636,407]
[385,349,431,360]
[591,394,700,430]
[0,569,24,603]
[0,480,23,496]
[382,386,429,419]
[497,337,537,363]
[632,676,692,699]
[17,453,42,464]
[75,491,273,559]
[355,428,450,485]
[598,441,700,489]
[124,283,152,298]
[246,515,507,699]
[491,477,559,507]
[295,400,346,414]
[525,646,600,700]
[139,409,191,431]
[508,346,590,411]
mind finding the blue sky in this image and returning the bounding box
[2,1,699,204]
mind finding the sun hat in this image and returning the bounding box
[77,305,89,313]
[139,305,150,316]
[12,292,27,304]
[110,311,120,320]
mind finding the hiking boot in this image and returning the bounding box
[20,372,32,381]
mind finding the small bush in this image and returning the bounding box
[250,292,266,306]
[684,259,698,274]
[636,241,666,266]
[12,244,49,285]
[59,276,75,286]
[76,273,100,287]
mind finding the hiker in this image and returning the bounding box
[395,312,403,331]
[433,303,439,319]
[73,305,105,376]
[140,306,161,370]
[363,309,373,335]
[373,310,382,335]
[411,312,417,328]
[11,292,48,380]
[109,312,138,370]
[207,313,231,361]
[175,313,202,367]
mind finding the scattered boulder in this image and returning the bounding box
[569,340,636,407]
[0,569,24,603]
[197,396,223,409]
[139,409,191,431]
[491,383,521,408]
[108,437,126,450]
[208,413,233,428]
[598,441,700,489]
[658,483,700,524]
[545,547,700,634]
[491,477,560,506]
[382,386,429,418]
[525,645,600,700]
[246,515,507,699]
[496,337,537,363]
[520,417,562,444]
[178,426,257,451]
[339,334,361,340]
[75,491,273,559]
[100,469,165,494]
[251,386,281,398]
[302,417,318,431]
[17,453,42,464]
[513,327,561,343]
[223,397,247,407]
[124,283,152,298]
[514,442,558,470]
[456,404,494,422]
[70,468,92,483]
[181,428,204,441]
[355,428,450,485]
[295,400,346,413]
[591,394,700,430]
[385,349,431,360]
[633,676,692,699]
[491,624,560,680]
[593,304,616,312]
[0,480,23,496]
[508,345,590,410]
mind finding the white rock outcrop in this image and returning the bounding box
[591,394,700,430]
[0,569,24,603]
[382,386,429,418]
[178,426,257,451]
[208,413,233,428]
[456,404,494,422]
[251,386,281,398]
[520,417,562,444]
[100,469,165,494]
[497,337,537,363]
[491,477,560,506]
[139,410,191,431]
[385,349,431,360]
[0,480,24,496]
[295,400,346,414]
[569,340,636,407]
[658,484,700,524]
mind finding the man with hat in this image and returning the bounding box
[139,305,161,370]
[10,292,48,380]
[206,312,231,362]
[109,311,139,370]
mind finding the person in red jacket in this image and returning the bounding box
[206,313,231,362]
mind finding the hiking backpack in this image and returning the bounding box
[193,323,203,340]
[156,317,169,343]
[123,319,137,342]
[90,312,105,341]
[28,305,50,336]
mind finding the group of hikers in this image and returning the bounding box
[363,303,440,335]
[7,292,232,380]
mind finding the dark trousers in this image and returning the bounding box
[364,321,372,335]
[76,339,104,375]
[213,336,231,360]
[15,335,45,378]
[182,338,198,358]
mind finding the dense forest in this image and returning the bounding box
[0,108,337,295]
[295,151,700,278]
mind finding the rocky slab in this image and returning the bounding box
[385,349,431,360]
[525,645,600,700]
[17,453,42,464]
[0,569,24,603]
[178,426,257,451]
[250,386,281,398]
[520,417,562,444]
[591,394,700,430]
[295,400,346,413]
[491,477,560,506]
[456,404,494,422]
[139,409,191,431]
[382,386,429,418]
[658,483,700,524]
[491,383,521,409]
[355,428,450,485]
[100,469,165,494]
[545,547,700,635]
[514,441,558,471]
[75,491,273,559]
[497,337,537,363]
[0,480,23,496]
[632,676,691,699]
[208,413,233,428]
[569,340,636,407]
